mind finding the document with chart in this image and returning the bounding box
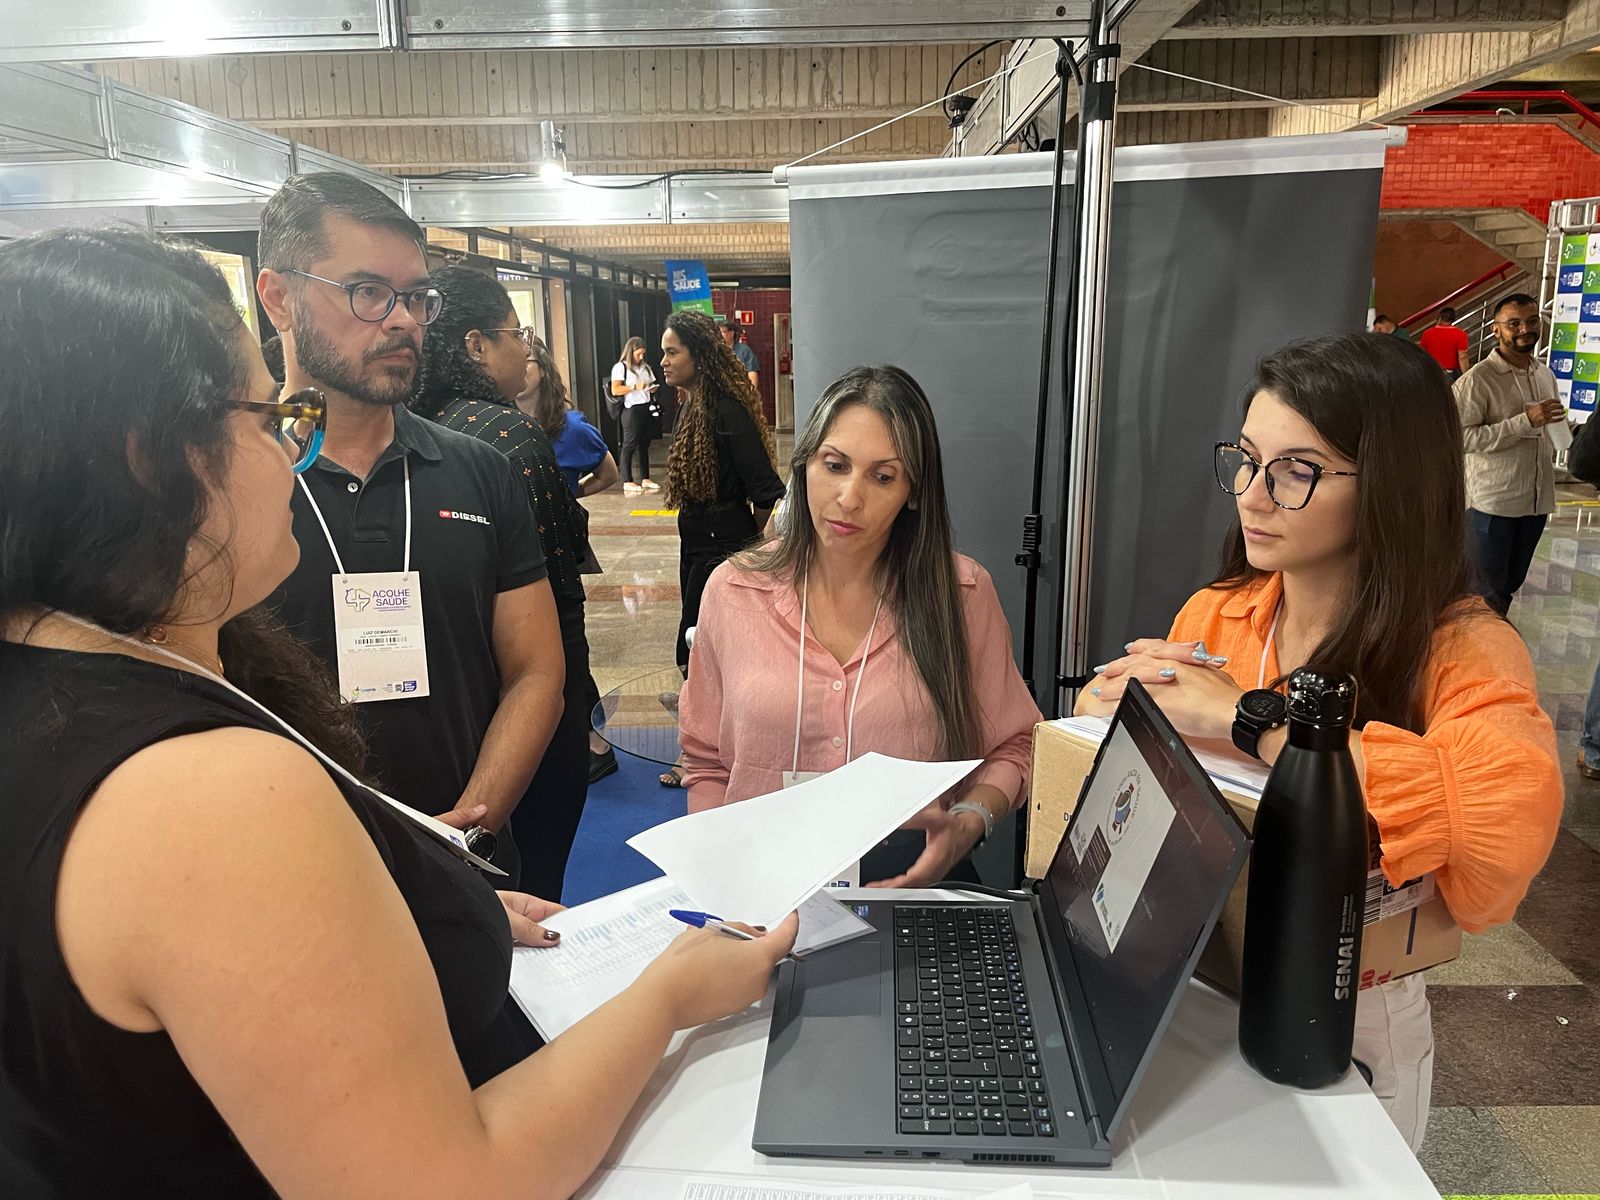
[508,877,872,1040]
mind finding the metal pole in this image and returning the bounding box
[1056,1,1122,716]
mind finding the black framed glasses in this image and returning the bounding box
[1213,442,1357,511]
[485,325,536,351]
[232,387,326,474]
[286,269,444,326]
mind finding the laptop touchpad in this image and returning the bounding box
[795,935,883,1017]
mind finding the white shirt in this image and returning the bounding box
[611,361,655,409]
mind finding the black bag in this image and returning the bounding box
[1571,415,1600,488]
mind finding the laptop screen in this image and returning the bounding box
[1042,683,1250,1129]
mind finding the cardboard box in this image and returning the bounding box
[1026,719,1461,994]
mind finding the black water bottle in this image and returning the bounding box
[1238,665,1368,1088]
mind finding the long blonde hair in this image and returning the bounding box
[736,366,979,759]
[663,310,775,508]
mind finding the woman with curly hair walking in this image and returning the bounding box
[662,308,784,678]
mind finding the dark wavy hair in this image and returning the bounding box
[524,335,571,438]
[664,309,776,508]
[410,265,519,416]
[737,366,979,758]
[0,228,366,772]
[1211,332,1475,733]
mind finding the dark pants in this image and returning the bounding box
[511,597,592,903]
[1466,509,1547,616]
[677,503,759,672]
[620,404,653,483]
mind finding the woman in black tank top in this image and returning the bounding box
[0,226,795,1198]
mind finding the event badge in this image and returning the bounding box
[331,571,431,703]
[782,770,861,887]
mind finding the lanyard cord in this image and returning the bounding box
[1259,600,1281,691]
[793,573,884,773]
[297,458,413,578]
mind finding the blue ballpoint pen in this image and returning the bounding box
[668,908,757,941]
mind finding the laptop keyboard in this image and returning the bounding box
[893,905,1056,1139]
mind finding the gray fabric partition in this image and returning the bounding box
[788,136,1386,711]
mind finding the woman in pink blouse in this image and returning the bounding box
[678,366,1042,887]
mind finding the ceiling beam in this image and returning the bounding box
[1168,0,1563,40]
[1119,37,1379,110]
[1267,0,1600,137]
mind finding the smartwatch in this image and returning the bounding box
[463,824,498,862]
[1233,689,1289,760]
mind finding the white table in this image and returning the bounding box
[576,889,1440,1199]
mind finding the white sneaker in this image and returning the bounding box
[623,482,643,496]
[640,478,661,492]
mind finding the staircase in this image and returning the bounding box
[1384,207,1549,280]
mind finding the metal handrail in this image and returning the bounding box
[1400,259,1519,329]
[1418,89,1600,133]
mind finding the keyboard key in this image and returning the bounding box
[981,1121,1007,1136]
[898,1047,919,1061]
[979,1107,1007,1121]
[951,1077,975,1090]
[953,1093,975,1105]
[1025,1064,1042,1078]
[949,1050,971,1062]
[1009,1122,1034,1137]
[929,1106,951,1119]
[954,1107,977,1120]
[975,1061,998,1077]
[1023,1051,1040,1064]
[898,1030,919,1047]
[924,1062,948,1077]
[898,1001,917,1014]
[1038,1121,1055,1137]
[1001,1080,1024,1093]
[999,1053,1022,1077]
[899,1063,920,1077]
[899,1092,922,1105]
[900,1106,923,1119]
[955,1120,979,1136]
[1035,1106,1051,1120]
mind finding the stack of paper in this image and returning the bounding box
[509,879,873,1040]
[627,752,982,927]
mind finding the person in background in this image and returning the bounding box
[658,310,785,787]
[409,266,594,904]
[722,316,760,392]
[0,226,799,1197]
[260,332,286,383]
[1080,332,1561,1151]
[521,336,618,499]
[519,336,620,785]
[256,172,562,887]
[1372,314,1413,342]
[1418,306,1471,381]
[679,365,1041,884]
[1455,293,1564,616]
[612,336,658,497]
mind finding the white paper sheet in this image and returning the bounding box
[627,753,982,927]
[508,879,874,1039]
[1050,716,1269,798]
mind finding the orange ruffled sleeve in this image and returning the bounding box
[1359,609,1561,933]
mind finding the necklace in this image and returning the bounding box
[142,624,226,678]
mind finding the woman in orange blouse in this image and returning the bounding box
[680,366,1042,887]
[1079,332,1562,1150]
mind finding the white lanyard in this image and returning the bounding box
[792,573,884,774]
[297,457,413,577]
[1259,600,1281,690]
[50,612,497,873]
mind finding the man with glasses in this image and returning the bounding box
[1455,292,1565,617]
[255,172,564,896]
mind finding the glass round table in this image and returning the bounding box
[592,667,686,767]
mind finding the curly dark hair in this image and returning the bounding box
[664,309,776,508]
[410,265,517,416]
[0,228,366,774]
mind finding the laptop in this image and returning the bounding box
[753,680,1251,1167]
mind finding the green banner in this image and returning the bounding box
[671,297,716,316]
[1563,234,1590,266]
[1576,353,1600,384]
[1554,324,1580,353]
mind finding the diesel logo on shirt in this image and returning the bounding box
[438,509,491,526]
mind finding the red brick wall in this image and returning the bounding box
[1381,123,1600,218]
[1374,219,1506,325]
[712,288,790,424]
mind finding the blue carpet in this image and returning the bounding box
[562,751,686,906]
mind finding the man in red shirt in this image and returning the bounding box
[1419,307,1472,380]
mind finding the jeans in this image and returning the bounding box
[620,403,653,483]
[1465,509,1547,616]
[1582,656,1600,769]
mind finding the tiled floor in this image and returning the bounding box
[578,473,1600,1197]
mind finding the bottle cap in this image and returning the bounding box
[1286,665,1358,728]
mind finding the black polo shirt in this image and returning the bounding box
[270,405,547,815]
